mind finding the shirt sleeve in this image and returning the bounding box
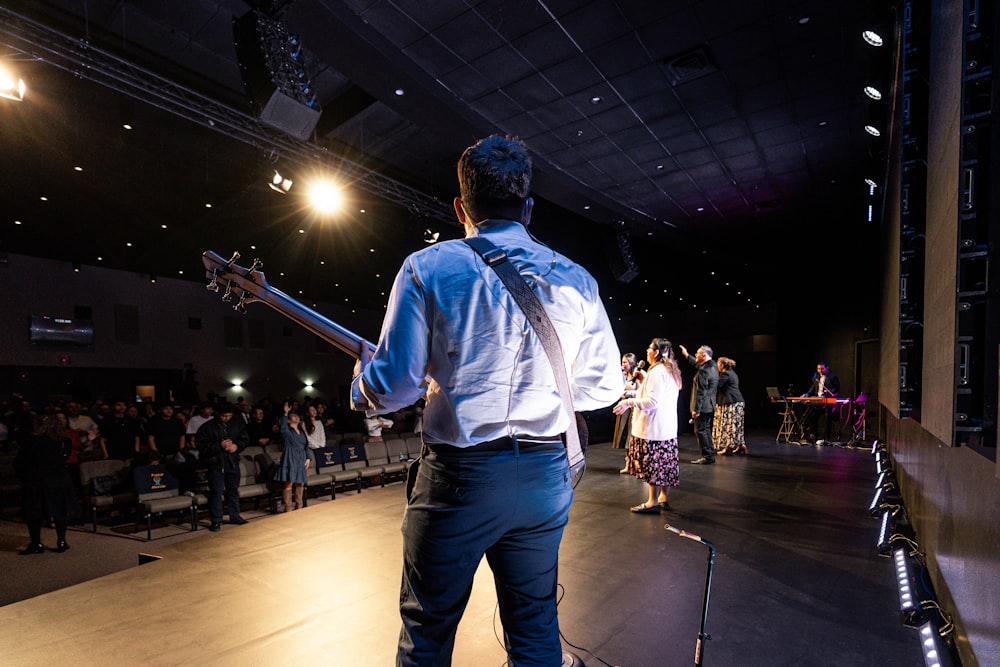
[570,291,625,411]
[358,257,432,413]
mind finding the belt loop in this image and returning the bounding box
[511,433,519,456]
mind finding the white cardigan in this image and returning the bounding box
[628,363,680,442]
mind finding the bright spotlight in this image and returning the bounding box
[307,179,343,215]
[0,64,25,102]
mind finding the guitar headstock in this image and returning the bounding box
[202,250,271,313]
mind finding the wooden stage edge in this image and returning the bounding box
[1,487,510,666]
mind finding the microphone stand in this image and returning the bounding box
[665,524,716,667]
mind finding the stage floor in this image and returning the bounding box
[1,433,923,666]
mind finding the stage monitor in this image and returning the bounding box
[29,315,94,346]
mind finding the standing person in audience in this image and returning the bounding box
[100,399,142,461]
[275,402,309,511]
[304,404,327,450]
[615,338,683,513]
[351,134,622,666]
[614,352,645,473]
[142,403,185,466]
[185,403,215,448]
[714,357,747,455]
[679,344,719,465]
[196,403,248,531]
[15,413,78,554]
[364,414,394,442]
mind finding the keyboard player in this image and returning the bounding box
[800,362,841,443]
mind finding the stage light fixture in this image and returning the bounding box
[268,169,293,194]
[876,507,905,555]
[894,548,924,625]
[423,229,440,244]
[0,63,25,101]
[918,621,956,667]
[865,124,882,137]
[864,85,883,100]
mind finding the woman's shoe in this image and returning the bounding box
[19,543,45,555]
[719,447,734,455]
[658,501,672,511]
[630,503,660,514]
[619,467,629,474]
[56,540,70,552]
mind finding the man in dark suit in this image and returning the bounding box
[680,344,719,464]
[802,362,841,443]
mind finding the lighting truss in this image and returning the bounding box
[0,6,456,226]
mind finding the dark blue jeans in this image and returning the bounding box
[695,412,715,459]
[397,442,572,666]
[207,464,241,523]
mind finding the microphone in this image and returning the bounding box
[636,361,646,370]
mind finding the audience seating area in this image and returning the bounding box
[5,428,423,541]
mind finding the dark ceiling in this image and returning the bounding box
[0,0,889,319]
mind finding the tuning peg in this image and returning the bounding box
[221,280,234,302]
[226,251,241,267]
[249,258,263,272]
[234,294,248,314]
[206,270,220,292]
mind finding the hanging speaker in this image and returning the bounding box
[609,232,639,283]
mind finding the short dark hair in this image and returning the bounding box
[457,135,532,222]
[217,403,235,416]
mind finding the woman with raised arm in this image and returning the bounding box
[275,401,310,511]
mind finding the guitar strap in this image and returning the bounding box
[463,236,585,482]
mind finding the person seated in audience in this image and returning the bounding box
[246,407,274,447]
[66,401,104,461]
[15,413,78,554]
[275,402,310,512]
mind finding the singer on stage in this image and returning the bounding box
[351,135,622,666]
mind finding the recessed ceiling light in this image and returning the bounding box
[205,203,212,208]
[817,120,829,127]
[73,166,83,172]
[864,86,883,100]
[126,242,133,247]
[161,224,167,229]
[798,17,810,25]
[122,123,133,130]
[394,88,405,96]
[590,96,603,104]
[863,30,884,47]
[865,177,878,187]
[656,164,664,170]
[298,229,305,234]
[13,220,22,225]
[583,205,591,210]
[39,196,48,201]
[865,124,881,137]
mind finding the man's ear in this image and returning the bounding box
[453,197,467,224]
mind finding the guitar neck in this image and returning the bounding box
[254,285,374,359]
